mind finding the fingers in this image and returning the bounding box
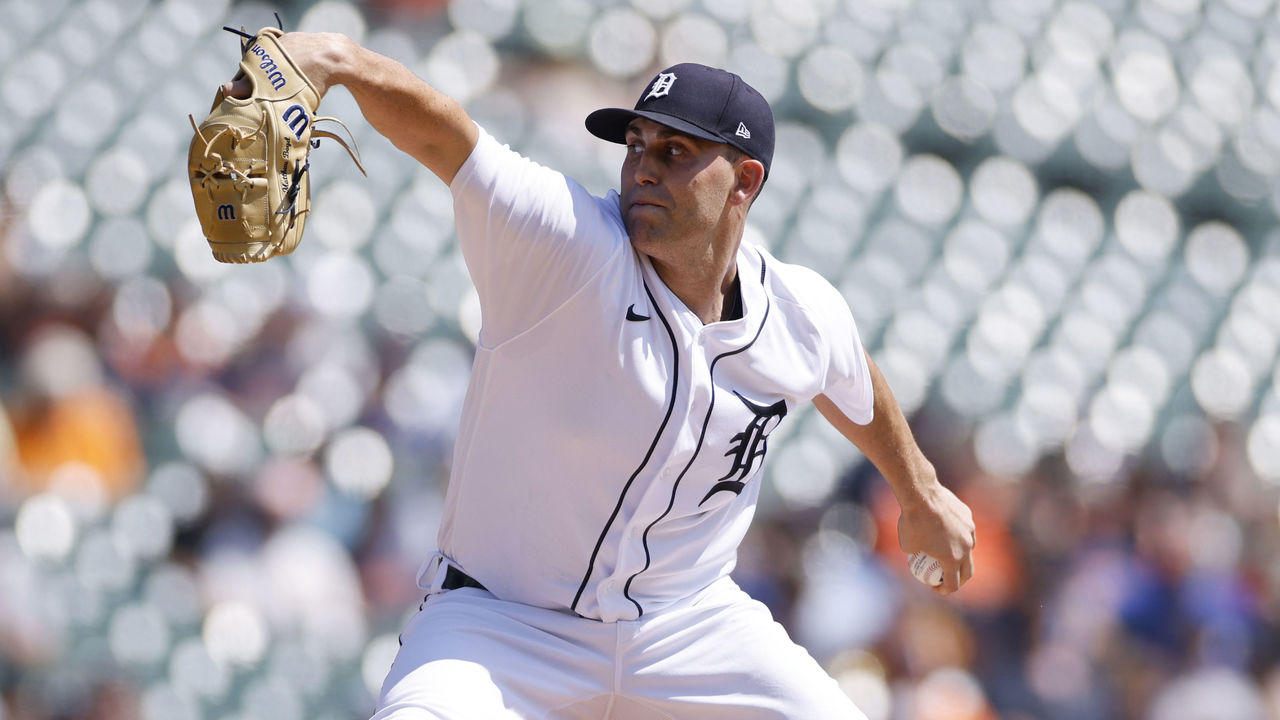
[222,77,252,100]
[934,563,960,595]
[932,553,974,596]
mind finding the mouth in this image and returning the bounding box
[628,199,665,213]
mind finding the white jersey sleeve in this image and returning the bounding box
[817,282,875,425]
[773,260,875,425]
[449,126,627,346]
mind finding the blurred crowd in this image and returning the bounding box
[4,0,1280,719]
[741,416,1280,720]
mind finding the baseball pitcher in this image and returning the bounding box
[220,31,977,720]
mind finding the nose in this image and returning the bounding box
[629,147,660,186]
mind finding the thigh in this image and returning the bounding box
[373,590,614,720]
[372,654,517,720]
[624,579,868,720]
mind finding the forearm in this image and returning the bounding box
[311,35,479,183]
[815,352,976,591]
[814,356,938,508]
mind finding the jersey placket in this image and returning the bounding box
[592,249,769,621]
[599,328,724,621]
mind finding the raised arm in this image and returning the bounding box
[223,32,479,185]
[814,352,976,595]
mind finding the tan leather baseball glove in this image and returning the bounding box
[188,24,363,264]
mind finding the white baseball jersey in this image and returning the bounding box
[436,127,874,623]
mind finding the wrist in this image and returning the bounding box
[887,457,941,513]
[323,34,360,87]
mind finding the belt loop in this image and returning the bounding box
[417,551,449,596]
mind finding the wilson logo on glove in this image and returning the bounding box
[282,104,309,140]
[249,42,289,91]
[187,20,364,264]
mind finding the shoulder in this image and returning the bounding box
[757,245,848,316]
[452,126,561,196]
[453,125,626,232]
[752,244,859,357]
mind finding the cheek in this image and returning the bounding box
[687,173,734,217]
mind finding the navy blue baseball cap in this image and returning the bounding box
[586,63,775,178]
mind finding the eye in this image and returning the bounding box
[667,145,683,156]
[626,142,642,154]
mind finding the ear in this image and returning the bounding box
[729,158,765,207]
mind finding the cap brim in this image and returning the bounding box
[585,108,726,146]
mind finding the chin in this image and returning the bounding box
[628,229,669,256]
[623,218,657,246]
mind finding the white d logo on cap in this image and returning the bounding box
[645,72,677,101]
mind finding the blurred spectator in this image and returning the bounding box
[4,323,144,501]
[367,0,447,16]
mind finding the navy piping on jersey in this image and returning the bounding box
[622,250,772,617]
[570,278,680,614]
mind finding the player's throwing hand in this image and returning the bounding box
[898,480,976,594]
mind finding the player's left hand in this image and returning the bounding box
[896,480,975,595]
[221,31,353,100]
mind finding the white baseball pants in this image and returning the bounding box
[370,574,867,720]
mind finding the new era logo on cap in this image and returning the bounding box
[585,63,775,178]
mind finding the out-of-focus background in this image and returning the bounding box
[2,0,1280,717]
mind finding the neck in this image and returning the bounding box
[649,242,741,325]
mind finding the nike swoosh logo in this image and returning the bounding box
[626,304,650,322]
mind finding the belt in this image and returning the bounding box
[441,565,487,592]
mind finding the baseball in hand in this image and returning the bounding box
[908,552,943,587]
